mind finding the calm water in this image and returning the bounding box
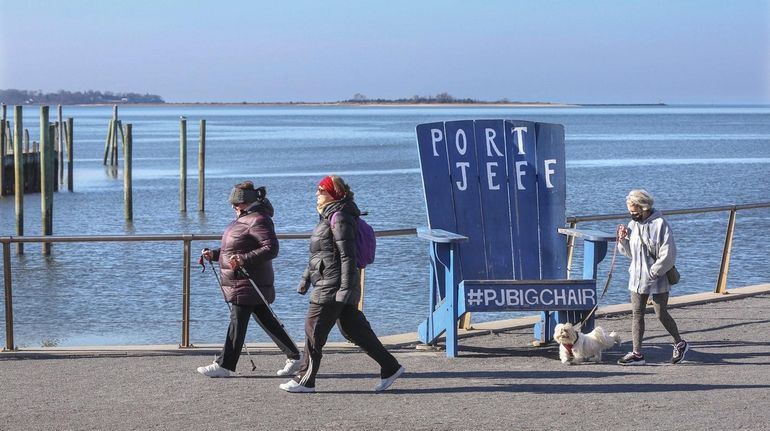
[1,105,769,347]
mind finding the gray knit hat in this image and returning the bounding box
[228,181,264,205]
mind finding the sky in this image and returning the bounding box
[1,0,768,104]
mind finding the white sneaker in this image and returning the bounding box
[374,366,405,392]
[196,362,230,378]
[279,379,315,393]
[276,354,303,376]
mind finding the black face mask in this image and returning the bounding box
[630,213,643,222]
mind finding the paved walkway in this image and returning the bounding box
[2,284,769,430]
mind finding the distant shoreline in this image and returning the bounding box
[69,101,585,108]
[142,101,580,108]
[6,101,674,108]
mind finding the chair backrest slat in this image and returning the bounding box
[474,119,514,280]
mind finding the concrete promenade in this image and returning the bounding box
[2,284,769,431]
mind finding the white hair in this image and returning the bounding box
[626,189,654,210]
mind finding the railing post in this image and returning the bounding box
[3,240,15,351]
[565,220,578,277]
[715,208,737,294]
[180,237,192,347]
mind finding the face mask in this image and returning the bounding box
[630,213,643,222]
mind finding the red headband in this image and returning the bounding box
[319,176,344,201]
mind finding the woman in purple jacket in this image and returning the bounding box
[197,181,302,377]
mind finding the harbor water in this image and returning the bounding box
[1,104,769,347]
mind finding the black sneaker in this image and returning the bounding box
[672,340,689,364]
[618,351,646,366]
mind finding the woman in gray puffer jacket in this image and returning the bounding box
[196,181,302,378]
[279,175,404,393]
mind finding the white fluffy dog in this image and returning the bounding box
[553,322,621,364]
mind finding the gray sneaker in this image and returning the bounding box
[672,340,689,364]
[617,352,645,366]
[279,380,315,393]
[374,366,405,392]
[197,362,231,377]
[277,354,303,376]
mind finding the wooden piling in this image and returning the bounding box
[110,118,118,166]
[57,105,64,186]
[198,119,205,212]
[0,119,5,195]
[66,118,73,191]
[5,124,11,152]
[112,121,120,166]
[3,105,11,153]
[124,123,132,220]
[113,106,120,166]
[4,118,11,152]
[40,107,54,255]
[179,118,187,212]
[13,107,23,254]
[103,119,112,165]
[103,105,120,166]
[23,129,29,153]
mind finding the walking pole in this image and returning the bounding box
[237,266,289,331]
[201,256,257,371]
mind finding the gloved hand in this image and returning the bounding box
[200,248,213,262]
[297,279,310,295]
[228,254,242,270]
[198,248,212,272]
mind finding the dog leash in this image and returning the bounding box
[577,236,619,328]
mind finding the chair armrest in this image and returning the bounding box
[417,228,469,243]
[558,227,615,242]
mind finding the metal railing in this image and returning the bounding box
[565,202,770,294]
[1,228,416,351]
[3,202,769,351]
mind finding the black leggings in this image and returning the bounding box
[217,303,300,371]
[630,292,682,353]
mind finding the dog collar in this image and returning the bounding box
[564,333,579,356]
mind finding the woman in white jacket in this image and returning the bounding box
[616,189,689,365]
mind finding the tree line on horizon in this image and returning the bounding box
[341,92,529,104]
[0,89,165,105]
[0,89,545,106]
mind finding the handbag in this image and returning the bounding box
[640,235,680,285]
[665,265,680,285]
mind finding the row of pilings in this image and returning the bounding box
[1,104,207,256]
[1,105,73,255]
[102,107,207,216]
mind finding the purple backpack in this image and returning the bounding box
[330,212,376,268]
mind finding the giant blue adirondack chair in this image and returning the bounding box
[415,119,614,357]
